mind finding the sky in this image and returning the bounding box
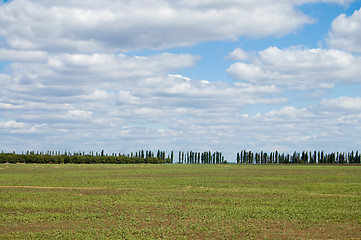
[1,0,361,161]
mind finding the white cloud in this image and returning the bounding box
[0,120,27,129]
[320,96,361,111]
[0,47,290,156]
[227,63,267,82]
[44,53,198,79]
[0,52,199,101]
[227,47,361,89]
[226,48,250,61]
[328,8,361,53]
[266,106,311,119]
[67,110,93,119]
[231,98,361,153]
[0,120,46,134]
[0,49,48,62]
[0,0,330,52]
[0,49,284,129]
[1,51,283,111]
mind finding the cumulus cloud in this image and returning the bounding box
[227,47,361,89]
[0,52,200,102]
[230,97,361,153]
[0,120,46,134]
[2,57,361,156]
[0,49,48,62]
[0,48,290,155]
[0,0,324,52]
[0,52,284,119]
[320,97,361,111]
[226,48,250,61]
[327,7,361,53]
[0,120,27,129]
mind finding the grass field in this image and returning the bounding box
[0,164,360,239]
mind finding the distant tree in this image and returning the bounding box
[356,151,360,164]
[320,151,324,164]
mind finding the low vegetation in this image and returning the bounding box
[1,164,360,239]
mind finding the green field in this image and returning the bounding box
[1,164,360,239]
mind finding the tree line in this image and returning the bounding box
[1,149,360,164]
[236,150,361,164]
[0,150,228,164]
[0,150,173,164]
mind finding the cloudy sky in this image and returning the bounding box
[1,0,361,161]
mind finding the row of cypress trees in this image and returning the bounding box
[236,150,361,164]
[178,151,226,164]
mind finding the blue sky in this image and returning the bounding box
[1,0,361,161]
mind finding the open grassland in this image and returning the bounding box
[1,164,360,239]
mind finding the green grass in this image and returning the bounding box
[1,164,360,239]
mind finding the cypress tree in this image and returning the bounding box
[356,151,360,164]
[320,151,324,164]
